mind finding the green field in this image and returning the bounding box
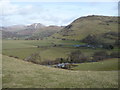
[2,39,98,61]
[2,55,118,88]
[71,58,118,71]
[3,39,114,61]
[2,39,74,60]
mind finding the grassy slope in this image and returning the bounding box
[72,58,118,71]
[0,54,2,89]
[3,55,118,88]
[53,16,118,40]
[0,40,2,89]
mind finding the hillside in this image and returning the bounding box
[53,15,118,42]
[2,55,118,88]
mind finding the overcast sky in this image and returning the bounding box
[0,0,118,26]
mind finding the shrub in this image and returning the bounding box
[37,46,40,48]
[62,38,66,40]
[110,52,120,58]
[102,44,114,49]
[24,53,41,64]
[82,34,103,45]
[14,56,19,59]
[93,51,109,61]
[64,25,72,29]
[9,55,13,57]
[55,58,67,63]
[40,58,65,65]
[68,50,89,63]
[114,39,120,47]
[40,60,53,65]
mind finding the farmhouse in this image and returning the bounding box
[56,63,71,69]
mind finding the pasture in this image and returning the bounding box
[2,39,74,60]
[71,58,118,71]
[2,39,104,61]
[2,39,118,62]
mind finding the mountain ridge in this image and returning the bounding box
[1,23,63,39]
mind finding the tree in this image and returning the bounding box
[102,43,114,49]
[114,39,120,47]
[93,51,108,61]
[82,34,103,45]
[110,52,120,58]
[68,50,88,63]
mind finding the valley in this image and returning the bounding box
[1,15,119,88]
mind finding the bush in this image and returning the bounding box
[82,34,103,45]
[40,58,65,65]
[9,55,13,57]
[102,44,114,49]
[68,50,89,63]
[55,58,68,63]
[37,46,40,48]
[40,60,53,65]
[110,52,120,58]
[62,38,66,40]
[114,39,120,47]
[24,53,41,64]
[14,56,19,59]
[93,51,109,61]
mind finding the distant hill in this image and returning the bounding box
[53,15,118,42]
[0,25,27,32]
[1,23,63,39]
[29,25,64,39]
[1,30,18,39]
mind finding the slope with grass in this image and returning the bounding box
[2,55,118,88]
[0,54,2,89]
[71,58,118,71]
[53,15,118,41]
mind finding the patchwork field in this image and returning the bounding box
[2,55,118,88]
